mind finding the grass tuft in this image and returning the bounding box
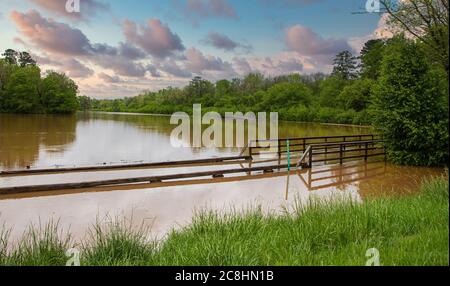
[81,216,157,266]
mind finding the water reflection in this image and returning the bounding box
[297,160,444,199]
[298,161,387,191]
[0,114,76,170]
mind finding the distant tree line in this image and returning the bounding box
[0,49,79,114]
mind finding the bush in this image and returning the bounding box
[371,36,449,166]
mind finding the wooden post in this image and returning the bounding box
[285,139,291,200]
[278,139,281,171]
[365,142,368,161]
[339,144,343,165]
[309,146,313,168]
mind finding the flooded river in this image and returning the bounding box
[0,112,444,242]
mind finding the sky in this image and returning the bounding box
[0,0,390,98]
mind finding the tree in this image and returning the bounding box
[3,65,41,113]
[77,96,92,111]
[332,50,359,80]
[360,39,386,80]
[371,36,448,166]
[338,78,374,112]
[18,52,37,67]
[381,0,449,74]
[260,82,313,110]
[40,72,79,114]
[185,76,214,104]
[215,79,231,98]
[242,73,266,94]
[2,49,18,65]
[318,75,348,108]
[0,59,14,90]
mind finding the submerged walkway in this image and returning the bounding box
[0,134,385,196]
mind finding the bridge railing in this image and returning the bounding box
[297,139,386,168]
[247,134,383,159]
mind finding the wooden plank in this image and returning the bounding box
[0,155,251,176]
[0,163,291,195]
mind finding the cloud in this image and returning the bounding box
[122,19,185,59]
[10,9,93,56]
[240,52,311,76]
[159,60,192,78]
[93,55,148,77]
[285,25,353,57]
[185,0,238,19]
[28,0,109,22]
[232,57,253,74]
[10,10,157,78]
[33,53,94,78]
[184,47,234,74]
[117,42,146,60]
[201,31,252,53]
[63,58,95,78]
[98,72,122,83]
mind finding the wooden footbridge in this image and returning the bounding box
[0,134,386,195]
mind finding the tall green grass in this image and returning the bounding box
[0,176,448,266]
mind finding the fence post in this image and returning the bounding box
[278,139,282,170]
[278,139,281,160]
[309,146,313,168]
[339,144,343,165]
[287,140,291,171]
[365,142,368,161]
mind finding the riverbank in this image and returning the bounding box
[1,175,448,266]
[89,106,372,126]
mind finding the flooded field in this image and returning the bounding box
[0,112,445,242]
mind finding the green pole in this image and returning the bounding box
[287,139,291,171]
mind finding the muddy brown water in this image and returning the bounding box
[0,112,445,243]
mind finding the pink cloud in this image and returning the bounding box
[285,25,353,62]
[122,19,185,59]
[10,9,93,56]
[28,0,109,22]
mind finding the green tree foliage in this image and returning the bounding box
[18,52,37,67]
[78,96,93,111]
[3,65,41,113]
[381,0,449,75]
[0,49,79,114]
[331,50,359,80]
[360,39,386,80]
[259,82,312,110]
[318,75,348,108]
[338,78,374,112]
[2,49,18,65]
[40,72,79,113]
[371,36,448,166]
